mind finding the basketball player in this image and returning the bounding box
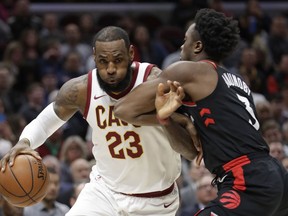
[0,26,194,215]
[114,9,288,216]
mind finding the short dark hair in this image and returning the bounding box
[92,26,130,49]
[194,8,239,61]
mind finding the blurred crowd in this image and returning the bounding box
[0,0,288,215]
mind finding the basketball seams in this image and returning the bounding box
[7,156,35,201]
[0,155,50,207]
[16,155,49,205]
[30,157,49,199]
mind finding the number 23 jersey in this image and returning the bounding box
[84,62,181,194]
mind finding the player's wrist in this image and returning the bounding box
[20,138,31,147]
[156,114,170,125]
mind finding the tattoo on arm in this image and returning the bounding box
[147,67,162,81]
[54,75,87,118]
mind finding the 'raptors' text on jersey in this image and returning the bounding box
[180,63,269,174]
[84,62,181,194]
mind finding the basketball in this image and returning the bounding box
[0,154,50,207]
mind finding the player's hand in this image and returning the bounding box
[170,113,203,165]
[155,80,185,120]
[0,139,41,172]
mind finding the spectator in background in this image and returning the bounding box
[261,118,283,143]
[131,24,168,67]
[269,93,285,125]
[0,63,24,114]
[179,160,210,216]
[222,38,248,71]
[207,0,232,17]
[70,158,91,185]
[23,167,70,216]
[7,0,42,40]
[161,20,191,69]
[58,135,88,203]
[116,14,136,36]
[0,18,11,59]
[18,82,45,123]
[280,84,288,123]
[267,14,288,66]
[38,38,63,87]
[39,13,63,45]
[40,70,59,106]
[170,0,207,27]
[0,123,15,156]
[69,183,85,207]
[237,47,267,95]
[282,156,288,171]
[281,120,288,155]
[268,141,286,161]
[19,28,41,89]
[60,23,92,68]
[181,174,217,216]
[60,51,85,85]
[0,194,23,216]
[237,0,271,44]
[0,98,13,158]
[6,114,26,145]
[42,155,61,174]
[59,158,91,207]
[266,54,288,97]
[255,100,273,125]
[2,41,23,86]
[79,14,96,45]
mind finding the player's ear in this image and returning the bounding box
[194,40,203,54]
[129,45,135,61]
[93,47,97,62]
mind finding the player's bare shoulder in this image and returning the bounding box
[55,74,88,113]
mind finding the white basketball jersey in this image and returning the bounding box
[83,62,181,194]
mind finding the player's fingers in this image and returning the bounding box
[157,83,165,97]
[176,86,185,100]
[8,151,18,167]
[173,81,181,88]
[196,150,203,166]
[0,155,8,172]
[168,80,178,92]
[22,151,42,160]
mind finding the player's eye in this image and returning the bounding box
[114,58,122,64]
[99,59,107,64]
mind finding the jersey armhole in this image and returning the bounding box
[83,71,92,119]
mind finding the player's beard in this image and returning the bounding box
[97,61,133,93]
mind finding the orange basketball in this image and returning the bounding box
[0,154,50,207]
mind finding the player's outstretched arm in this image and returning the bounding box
[114,66,167,125]
[155,81,201,162]
[0,75,88,172]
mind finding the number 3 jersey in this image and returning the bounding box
[179,62,269,174]
[83,62,181,194]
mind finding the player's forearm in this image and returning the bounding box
[114,82,158,125]
[163,117,198,161]
[19,103,66,149]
